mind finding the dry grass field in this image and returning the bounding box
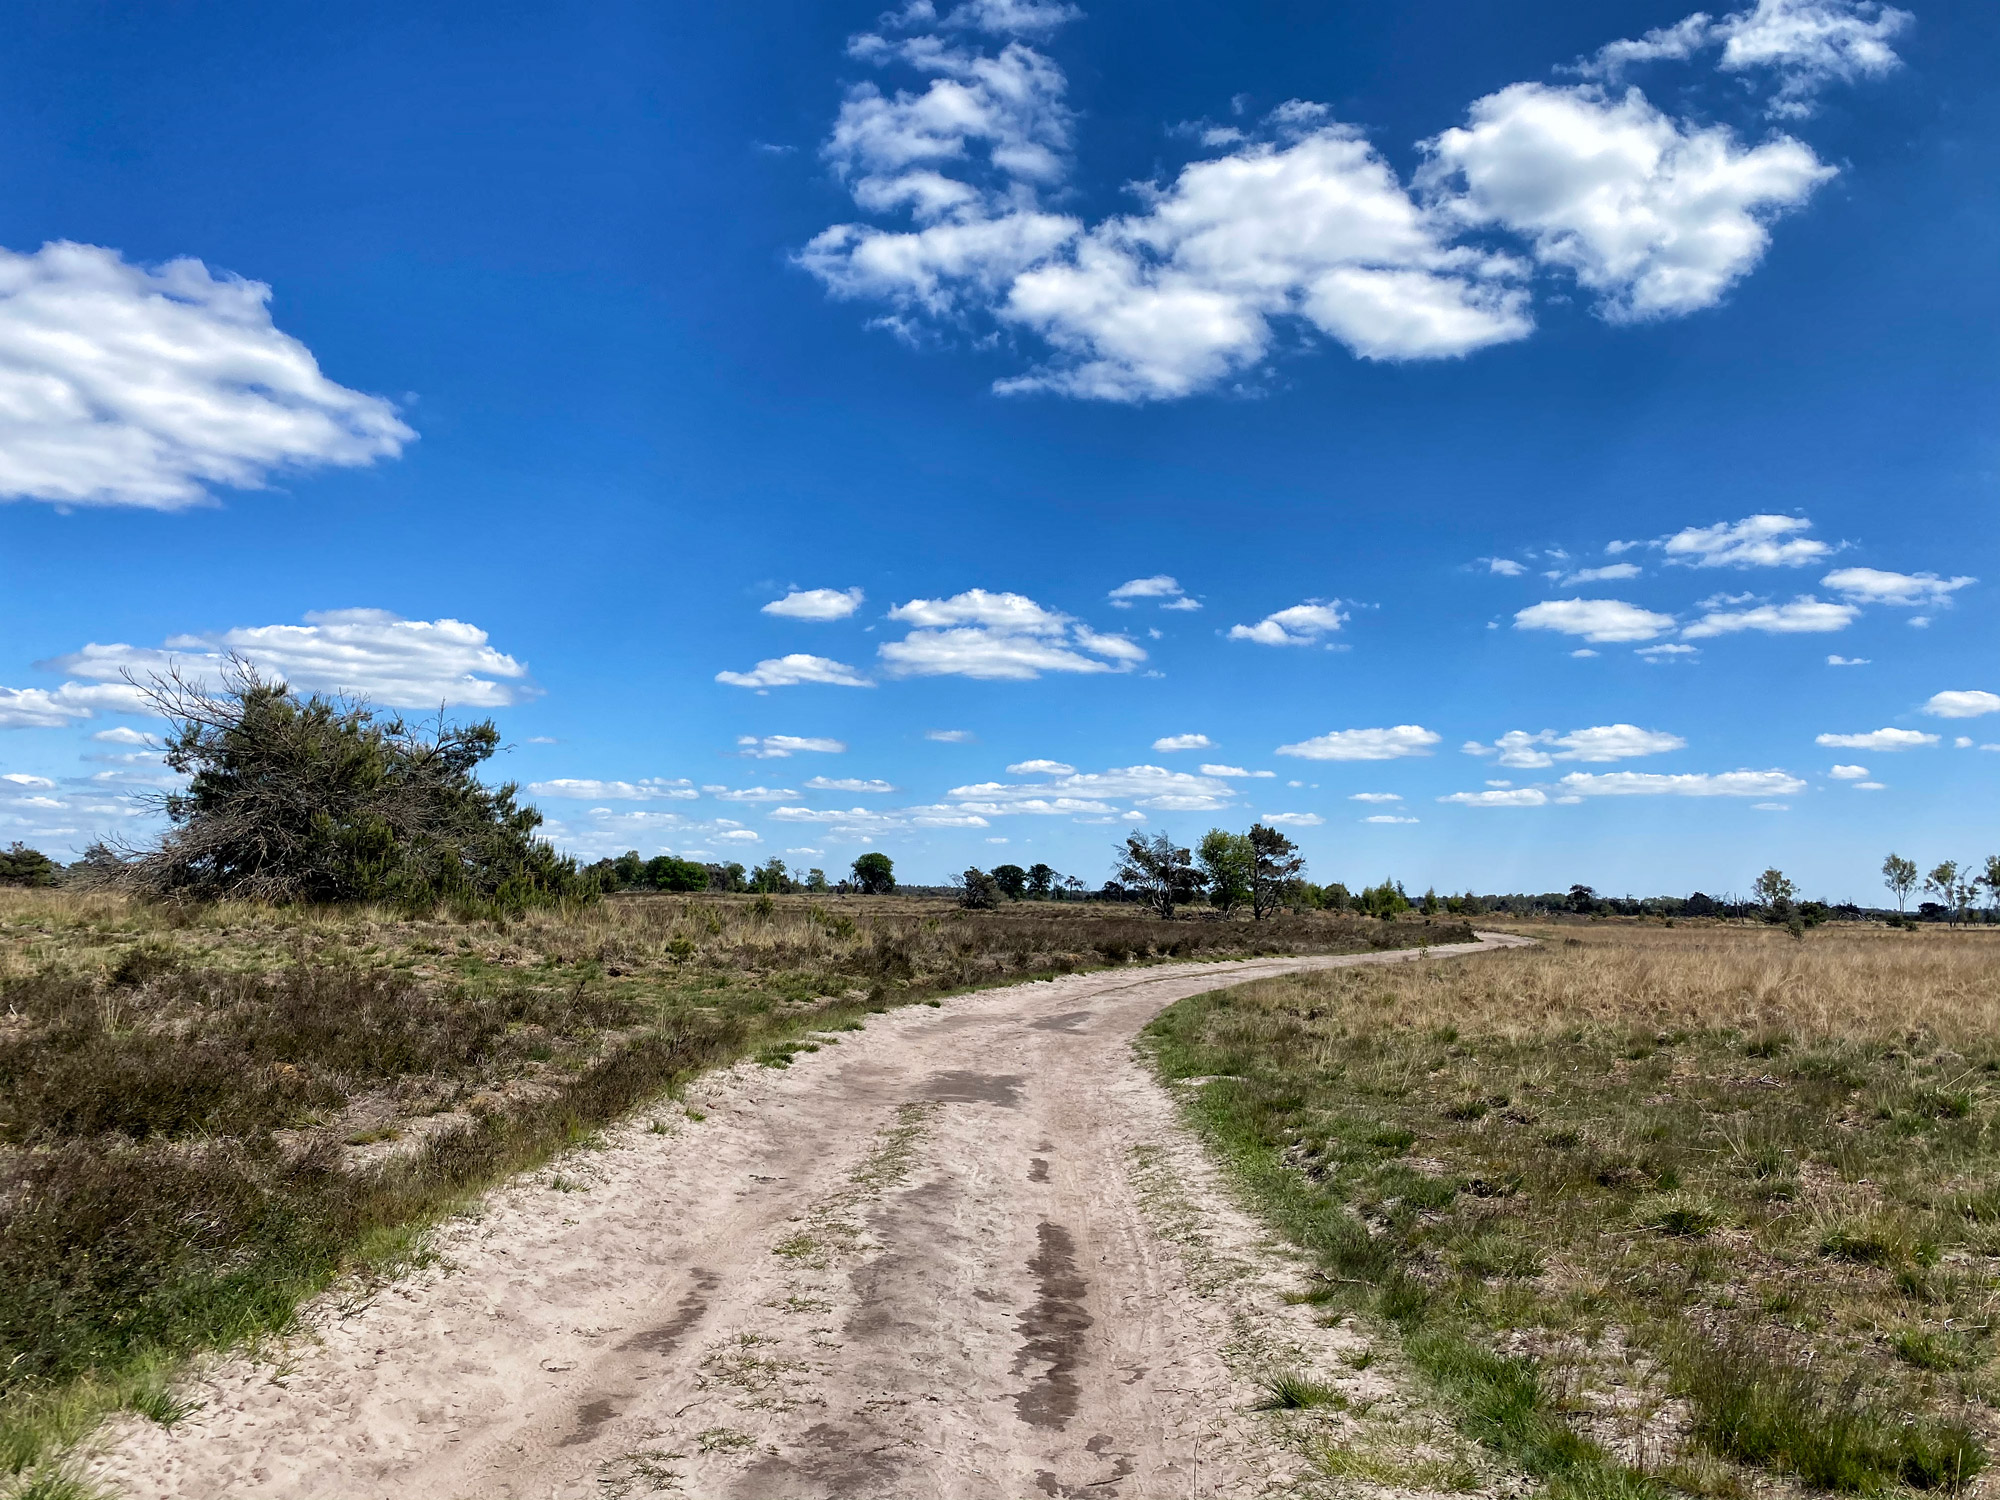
[1149,919,2000,1499]
[0,886,1457,1494]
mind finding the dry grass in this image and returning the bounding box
[1150,920,2000,1498]
[0,886,1452,1492]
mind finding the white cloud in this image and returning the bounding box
[1570,649,1600,659]
[1227,601,1348,646]
[1562,563,1642,584]
[878,588,1142,679]
[1,773,56,789]
[1364,814,1419,824]
[1441,787,1549,806]
[1484,557,1528,577]
[1466,724,1685,768]
[1681,597,1856,637]
[1925,691,2000,719]
[1586,0,1911,117]
[803,776,898,792]
[1152,733,1212,752]
[1200,763,1274,778]
[1350,792,1403,803]
[1108,575,1199,610]
[0,681,148,729]
[0,242,412,509]
[1557,769,1807,796]
[1276,725,1441,761]
[926,728,974,742]
[1514,598,1675,643]
[1665,514,1829,568]
[715,829,763,843]
[1637,643,1700,659]
[527,778,698,801]
[1815,727,1938,750]
[1824,568,1975,608]
[50,610,531,708]
[1259,812,1323,826]
[737,734,848,757]
[1828,764,1868,779]
[1853,781,1885,790]
[716,655,873,689]
[706,786,801,803]
[91,726,155,745]
[1006,758,1075,774]
[1422,84,1831,321]
[762,587,865,620]
[1827,654,1869,666]
[952,762,1236,814]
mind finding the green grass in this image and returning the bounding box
[1144,944,1995,1497]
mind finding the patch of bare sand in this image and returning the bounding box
[85,935,1529,1499]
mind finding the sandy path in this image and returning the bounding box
[88,933,1528,1500]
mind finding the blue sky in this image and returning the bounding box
[1,0,1995,902]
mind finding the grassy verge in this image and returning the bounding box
[1145,921,1998,1498]
[0,888,1461,1492]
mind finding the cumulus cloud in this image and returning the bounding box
[1561,563,1642,584]
[1556,769,1807,796]
[952,762,1236,814]
[1681,597,1856,637]
[801,2,1892,399]
[1006,758,1075,774]
[1441,787,1549,806]
[1465,724,1686,768]
[0,242,412,509]
[1422,84,1830,321]
[1586,0,1911,118]
[1823,568,1975,608]
[1350,792,1403,803]
[716,655,873,689]
[1665,514,1829,568]
[1827,654,1869,666]
[48,610,530,709]
[1364,814,1420,824]
[1108,575,1199,610]
[803,776,898,792]
[762,587,865,620]
[1514,599,1675,643]
[737,735,847,757]
[1815,727,1938,750]
[1259,812,1323,826]
[1227,601,1348,647]
[927,728,975,742]
[1201,763,1274,779]
[526,778,698,801]
[878,589,1142,679]
[1924,691,2000,719]
[705,785,802,803]
[1828,763,1868,779]
[1276,726,1441,761]
[1152,733,1212,752]
[0,681,149,729]
[1484,558,1528,577]
[1637,643,1700,659]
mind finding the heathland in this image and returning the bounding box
[0,887,1452,1491]
[1148,919,2000,1498]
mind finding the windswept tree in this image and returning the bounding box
[958,867,1002,909]
[850,851,895,895]
[1196,829,1255,915]
[121,659,589,908]
[1882,853,1918,914]
[1025,862,1057,898]
[1249,823,1305,919]
[1113,831,1197,919]
[1753,868,1798,922]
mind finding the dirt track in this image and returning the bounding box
[88,934,1528,1499]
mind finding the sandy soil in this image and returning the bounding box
[86,934,1528,1500]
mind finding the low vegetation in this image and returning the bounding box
[1148,920,2000,1497]
[0,885,1453,1488]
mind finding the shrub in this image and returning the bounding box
[0,844,57,889]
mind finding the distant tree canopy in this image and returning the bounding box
[0,843,57,888]
[850,851,895,895]
[121,660,591,908]
[589,851,710,893]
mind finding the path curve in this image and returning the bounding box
[88,933,1530,1499]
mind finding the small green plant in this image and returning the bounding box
[1253,1372,1346,1410]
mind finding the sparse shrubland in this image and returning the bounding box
[0,885,1452,1487]
[1149,921,2000,1497]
